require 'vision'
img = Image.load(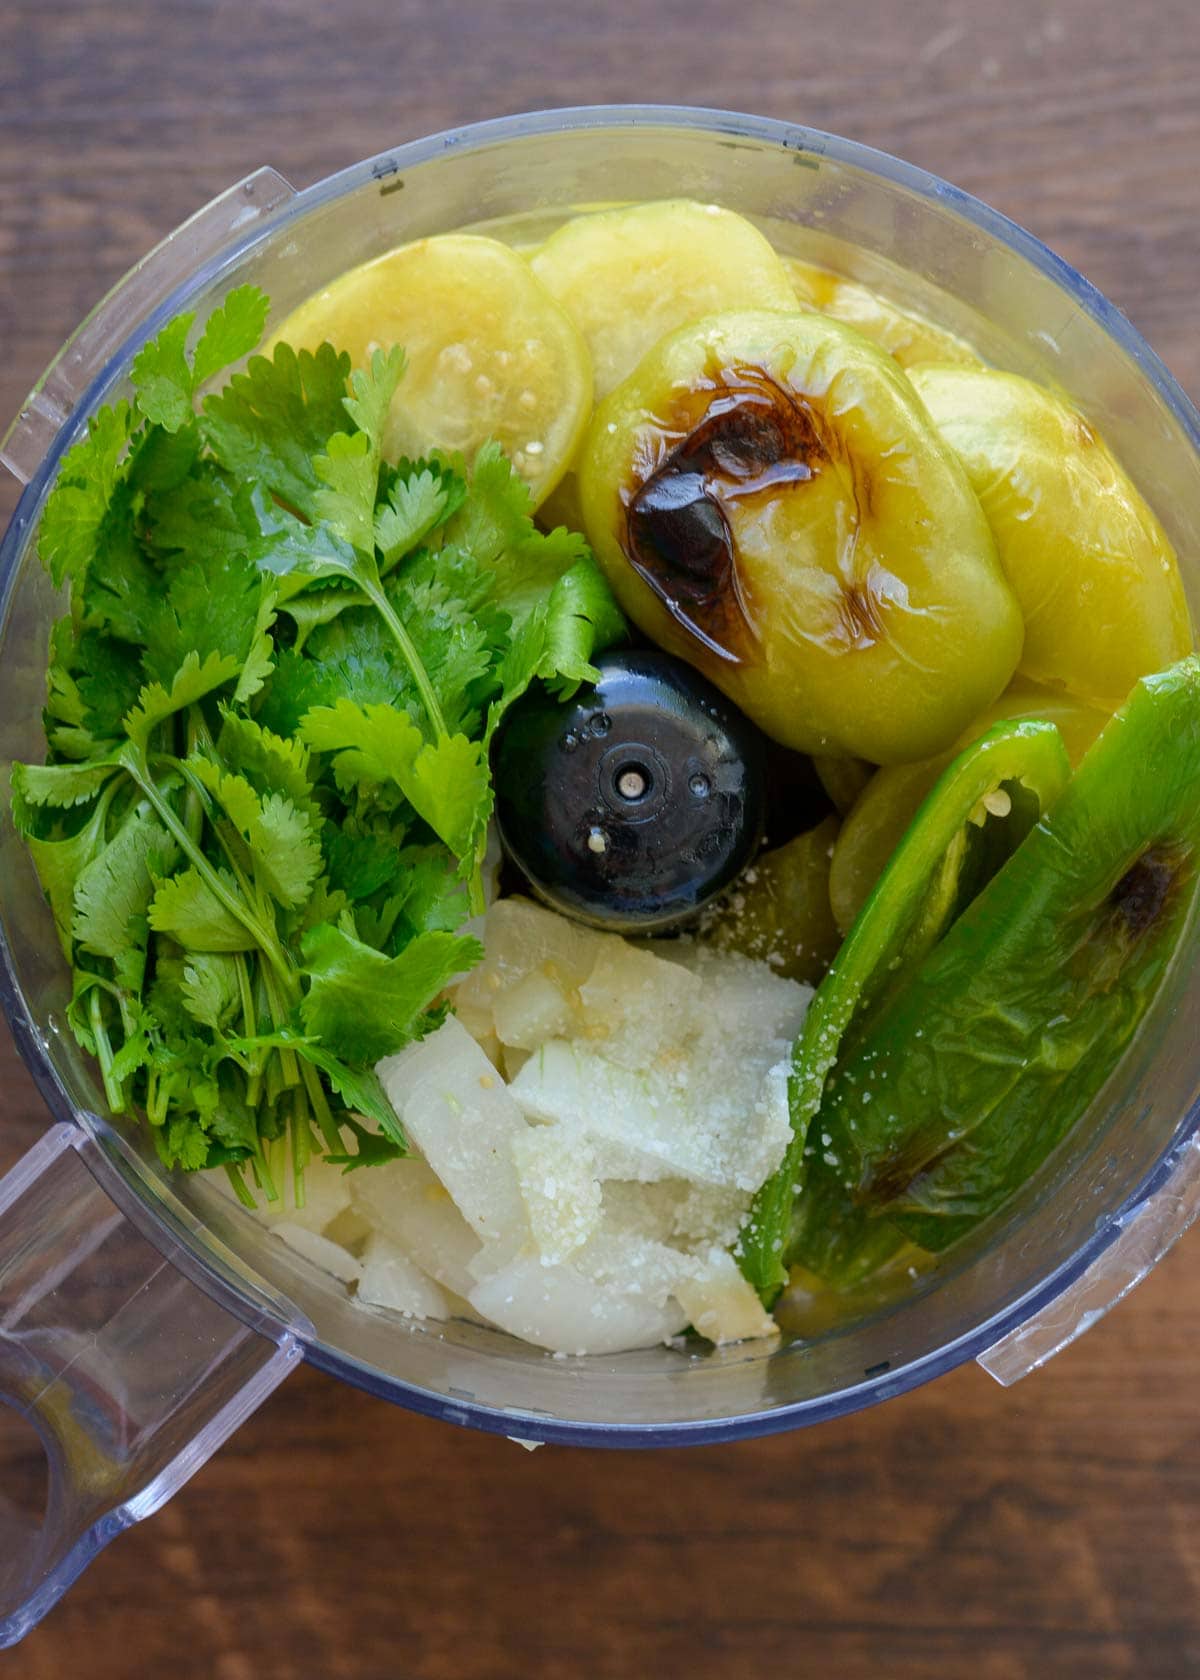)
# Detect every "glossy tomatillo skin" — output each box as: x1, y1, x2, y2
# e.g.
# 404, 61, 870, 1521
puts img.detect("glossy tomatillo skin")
911, 366, 1194, 709
783, 256, 983, 371
579, 311, 1024, 764
532, 200, 797, 400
